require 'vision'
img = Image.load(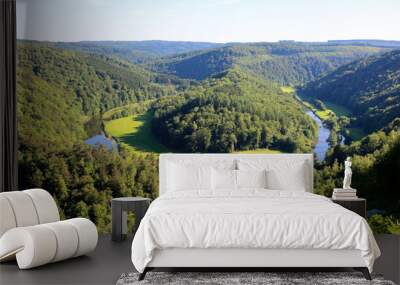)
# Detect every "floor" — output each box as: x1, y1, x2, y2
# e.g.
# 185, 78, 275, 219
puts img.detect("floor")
374, 234, 400, 284
1, 234, 399, 285
0, 235, 134, 285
